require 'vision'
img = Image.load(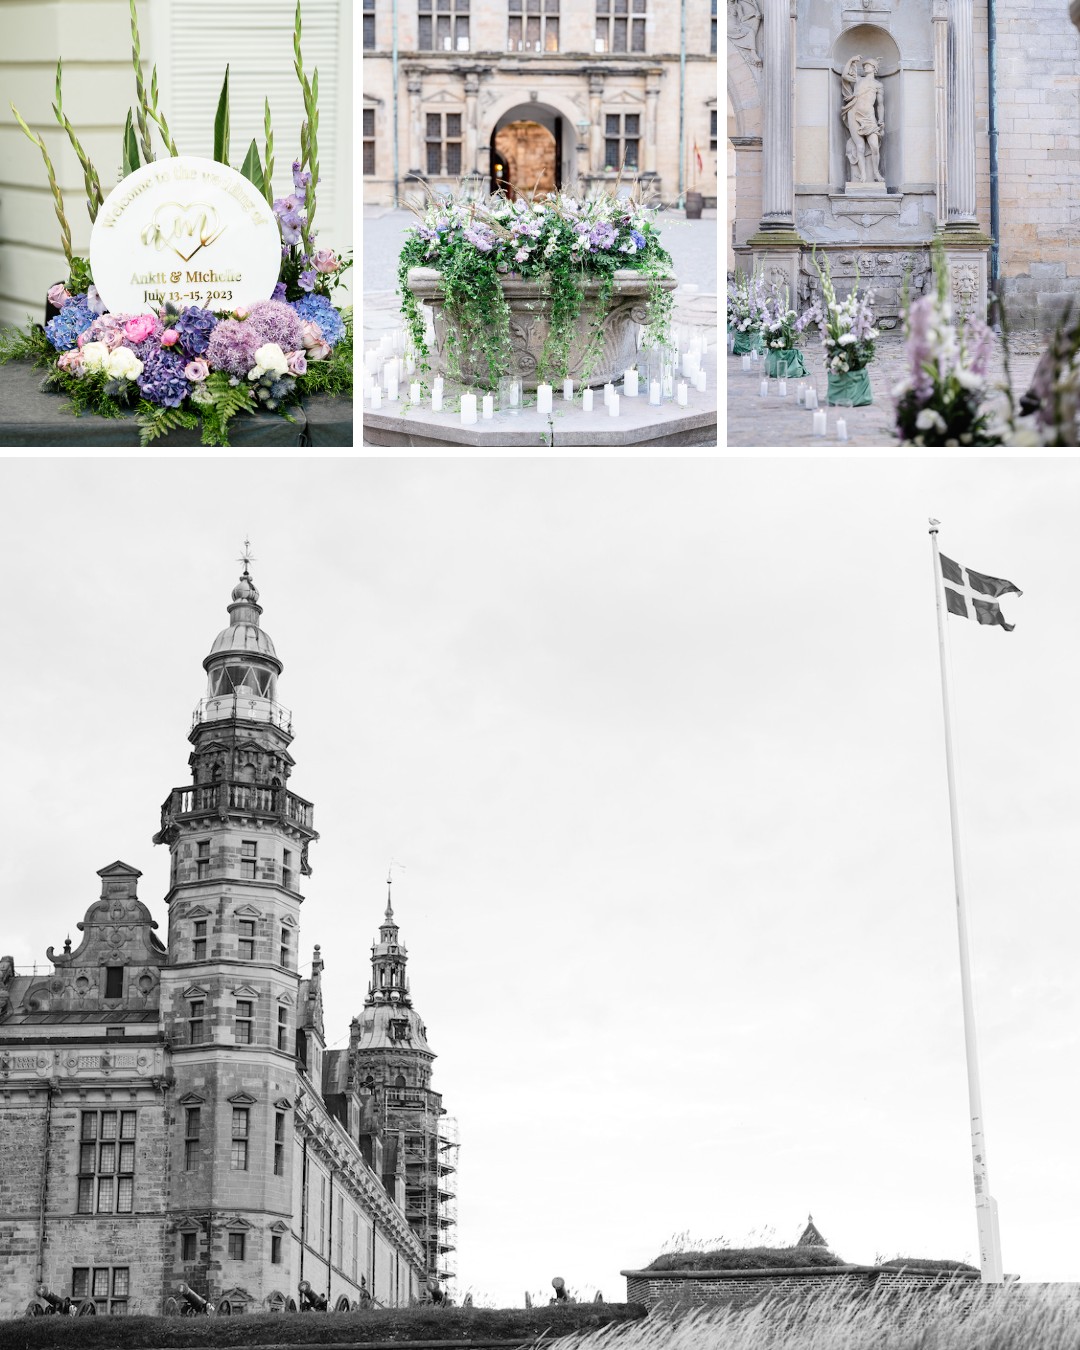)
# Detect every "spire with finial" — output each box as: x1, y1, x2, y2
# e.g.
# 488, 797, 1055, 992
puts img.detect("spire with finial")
367, 874, 410, 1006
